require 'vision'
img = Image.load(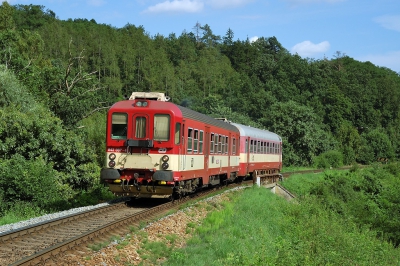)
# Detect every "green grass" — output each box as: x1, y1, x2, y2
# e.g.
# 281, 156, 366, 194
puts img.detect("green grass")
280, 171, 326, 197
281, 166, 316, 172
163, 186, 400, 266
0, 201, 46, 225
